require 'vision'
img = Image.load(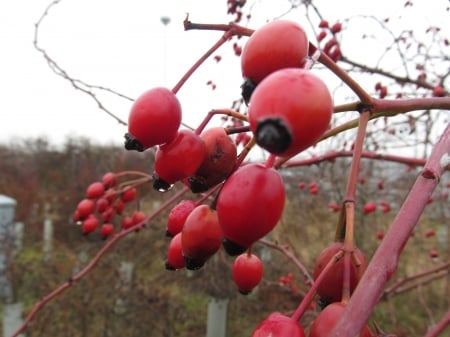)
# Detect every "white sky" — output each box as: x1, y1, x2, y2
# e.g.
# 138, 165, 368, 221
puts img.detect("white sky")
0, 0, 448, 147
